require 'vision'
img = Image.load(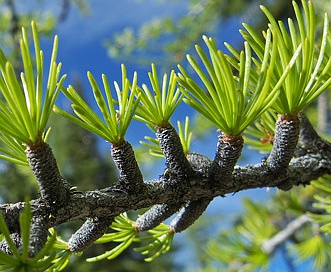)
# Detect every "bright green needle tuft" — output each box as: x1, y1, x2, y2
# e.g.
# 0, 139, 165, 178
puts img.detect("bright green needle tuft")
134, 63, 183, 128
178, 33, 289, 136
0, 21, 65, 165
258, 0, 331, 114
55, 64, 140, 146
